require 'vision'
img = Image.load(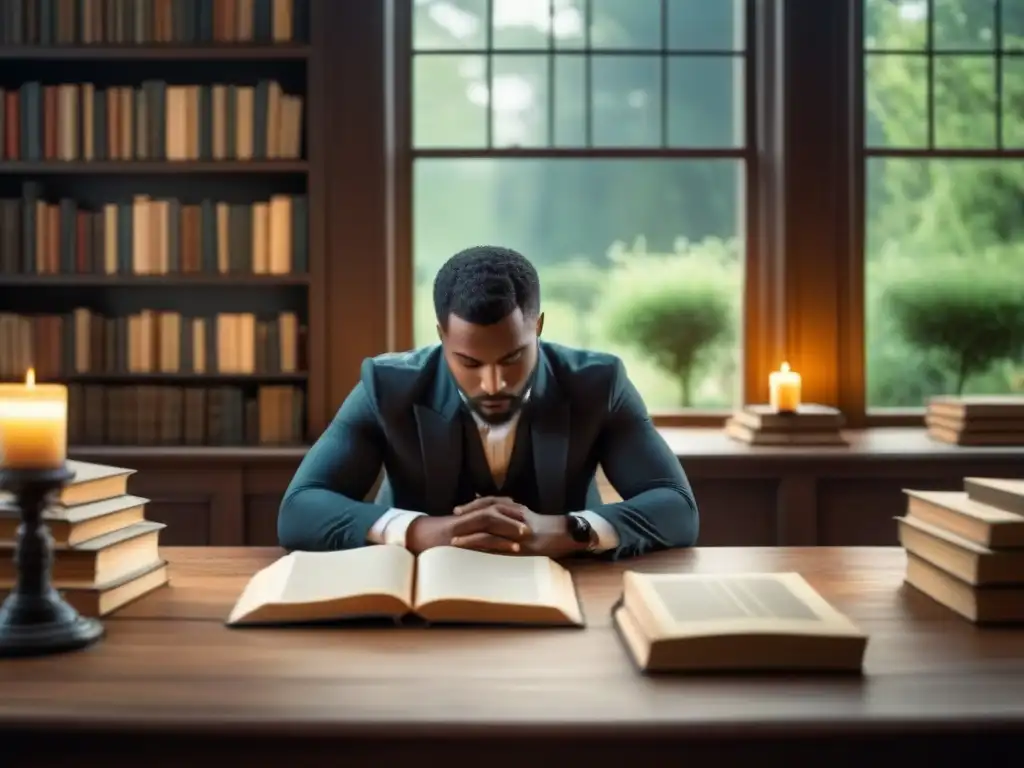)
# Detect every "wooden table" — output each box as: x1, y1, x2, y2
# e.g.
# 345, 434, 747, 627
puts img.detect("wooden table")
2, 547, 1022, 767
